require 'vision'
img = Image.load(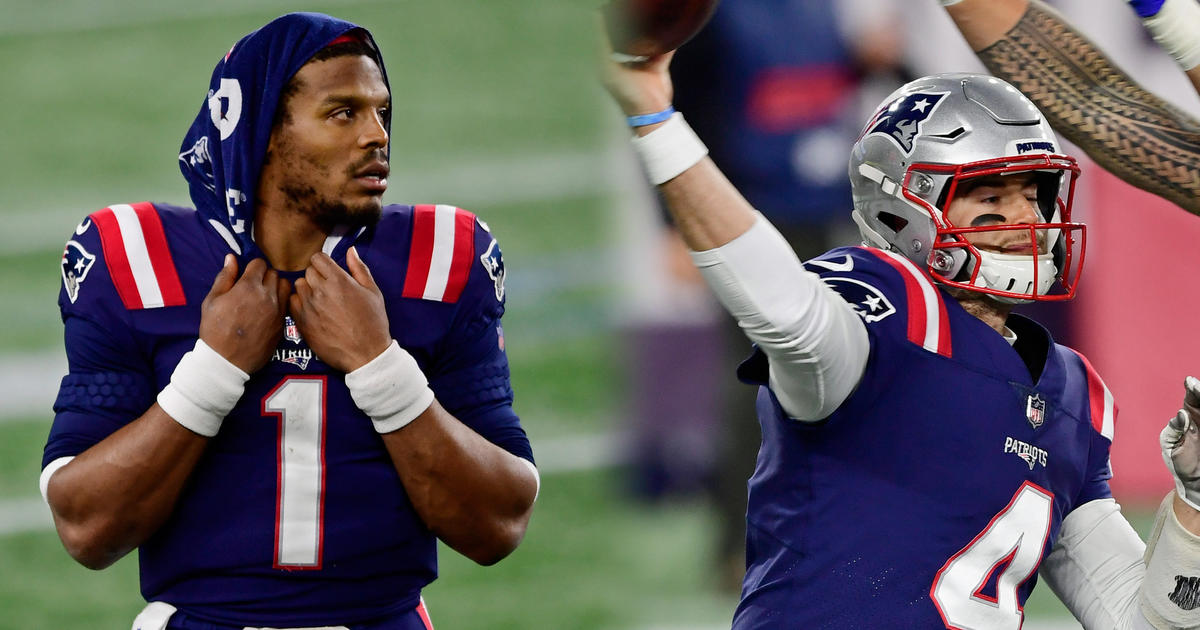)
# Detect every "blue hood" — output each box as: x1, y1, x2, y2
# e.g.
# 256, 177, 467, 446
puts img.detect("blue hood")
178, 12, 388, 258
